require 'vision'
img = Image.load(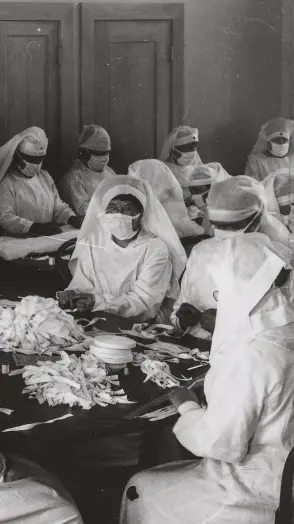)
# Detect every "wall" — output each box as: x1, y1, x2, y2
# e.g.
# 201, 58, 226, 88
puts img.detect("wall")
1, 0, 283, 174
